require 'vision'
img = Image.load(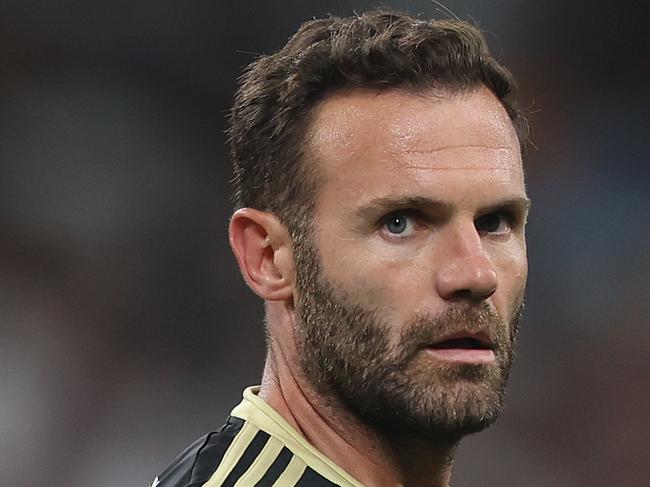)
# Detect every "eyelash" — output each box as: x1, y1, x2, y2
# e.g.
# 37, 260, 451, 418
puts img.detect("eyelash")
379, 210, 425, 238
475, 211, 518, 235
378, 209, 519, 239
